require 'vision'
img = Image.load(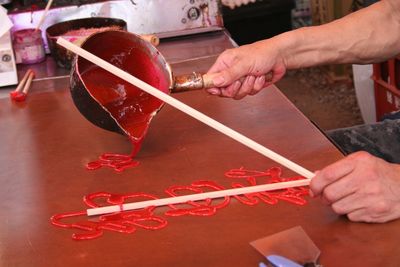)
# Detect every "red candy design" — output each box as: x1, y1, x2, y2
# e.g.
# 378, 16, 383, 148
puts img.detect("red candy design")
51, 167, 309, 240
